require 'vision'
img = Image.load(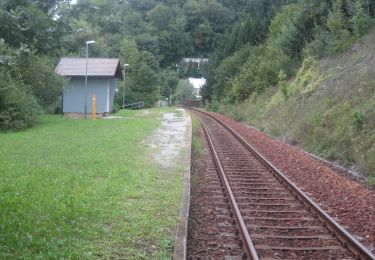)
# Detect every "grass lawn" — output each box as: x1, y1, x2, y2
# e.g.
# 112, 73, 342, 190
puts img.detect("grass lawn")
0, 108, 184, 259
